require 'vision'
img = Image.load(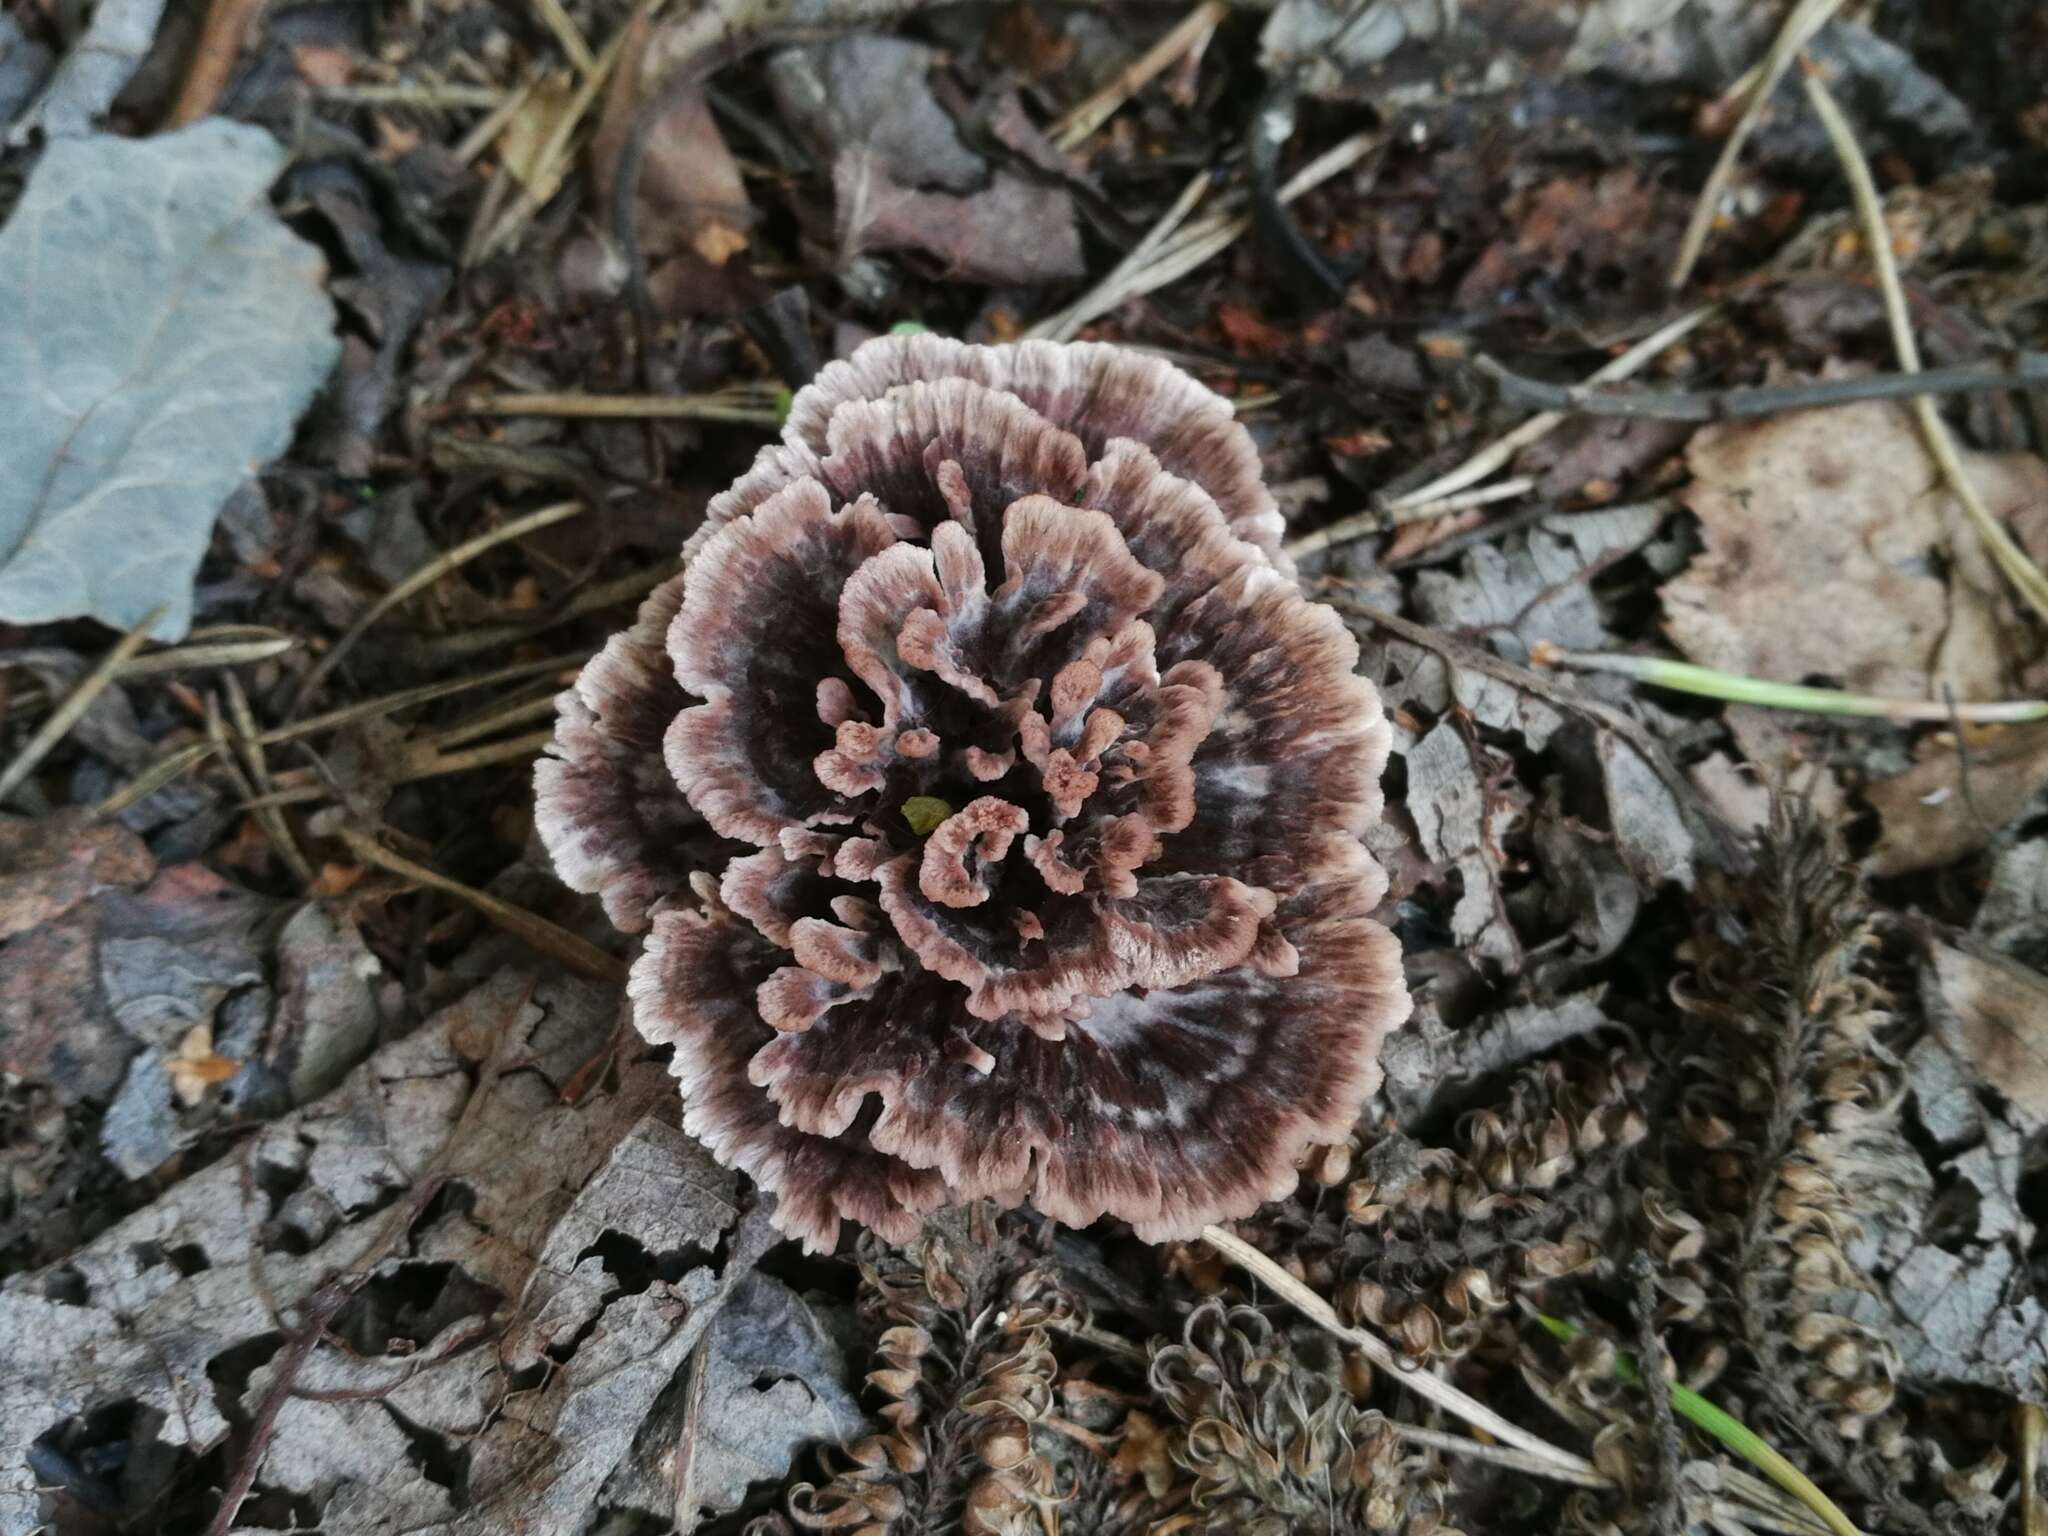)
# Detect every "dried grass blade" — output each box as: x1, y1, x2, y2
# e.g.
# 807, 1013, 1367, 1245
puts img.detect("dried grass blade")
1669, 0, 1847, 289
290, 502, 583, 717
0, 604, 165, 804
